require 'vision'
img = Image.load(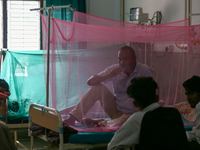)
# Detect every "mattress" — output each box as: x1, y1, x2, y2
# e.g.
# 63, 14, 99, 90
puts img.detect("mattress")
68, 115, 195, 144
